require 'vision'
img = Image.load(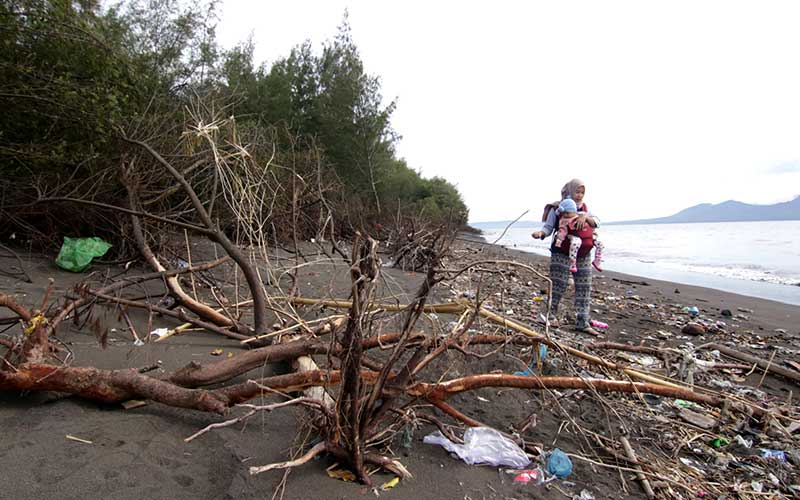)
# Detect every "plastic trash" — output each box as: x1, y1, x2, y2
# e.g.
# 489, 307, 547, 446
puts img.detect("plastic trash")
538, 313, 559, 327
380, 477, 400, 490
546, 448, 573, 478
513, 344, 549, 376
761, 449, 787, 462
149, 328, 169, 339
679, 457, 706, 474
423, 427, 530, 468
682, 306, 700, 316
590, 319, 609, 329
398, 426, 413, 450
708, 437, 729, 448
512, 467, 545, 484
55, 236, 112, 272
734, 435, 753, 448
